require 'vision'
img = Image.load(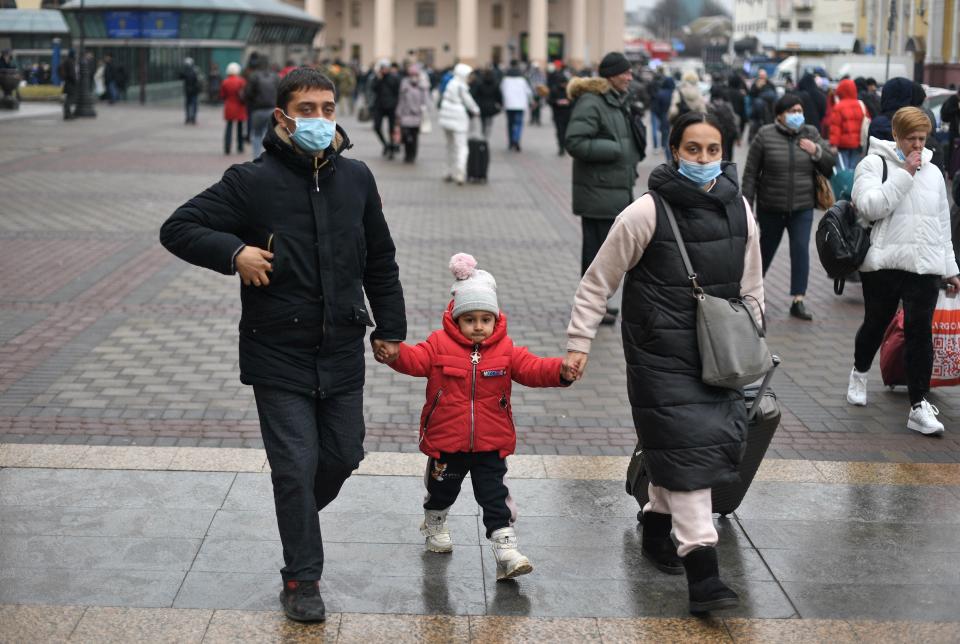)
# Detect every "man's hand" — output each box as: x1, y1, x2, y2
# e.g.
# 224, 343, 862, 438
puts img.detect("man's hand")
236, 246, 274, 287
798, 138, 818, 156
562, 351, 589, 381
372, 339, 400, 364
904, 150, 923, 176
